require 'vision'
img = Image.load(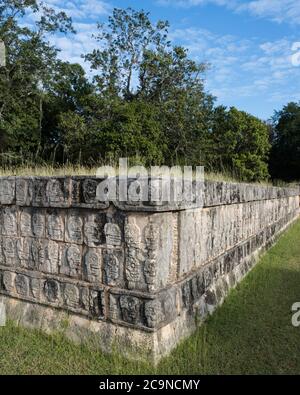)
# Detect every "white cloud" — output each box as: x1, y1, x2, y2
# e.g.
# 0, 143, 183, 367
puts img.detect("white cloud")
157, 0, 236, 7
42, 0, 111, 20
170, 26, 300, 115
23, 1, 111, 68
158, 0, 300, 25
20, 0, 300, 117
49, 22, 99, 68
239, 0, 300, 24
